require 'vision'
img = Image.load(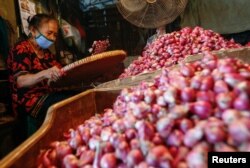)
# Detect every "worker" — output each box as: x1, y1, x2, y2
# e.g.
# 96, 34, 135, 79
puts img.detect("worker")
146, 26, 166, 45
7, 14, 76, 141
